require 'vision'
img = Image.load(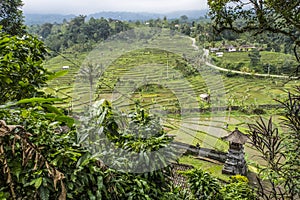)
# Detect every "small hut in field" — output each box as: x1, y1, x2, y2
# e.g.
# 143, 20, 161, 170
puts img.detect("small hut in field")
199, 93, 210, 103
